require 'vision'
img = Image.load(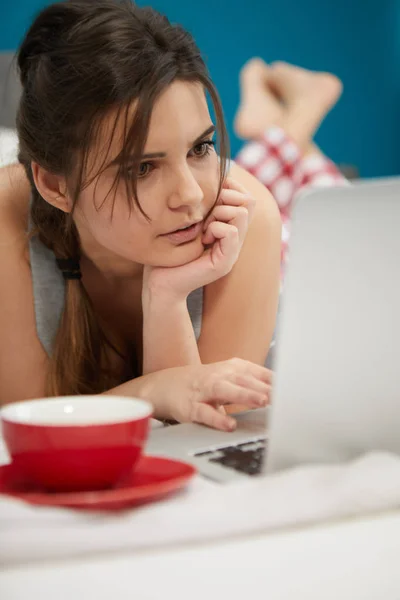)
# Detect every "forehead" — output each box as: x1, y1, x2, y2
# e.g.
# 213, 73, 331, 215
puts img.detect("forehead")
100, 81, 211, 154
145, 80, 211, 148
